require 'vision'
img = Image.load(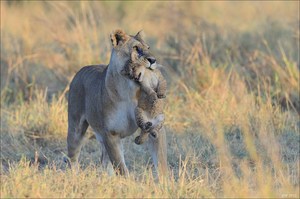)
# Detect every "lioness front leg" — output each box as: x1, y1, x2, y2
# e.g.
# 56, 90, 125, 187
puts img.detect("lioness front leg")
94, 133, 114, 175
103, 132, 128, 176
